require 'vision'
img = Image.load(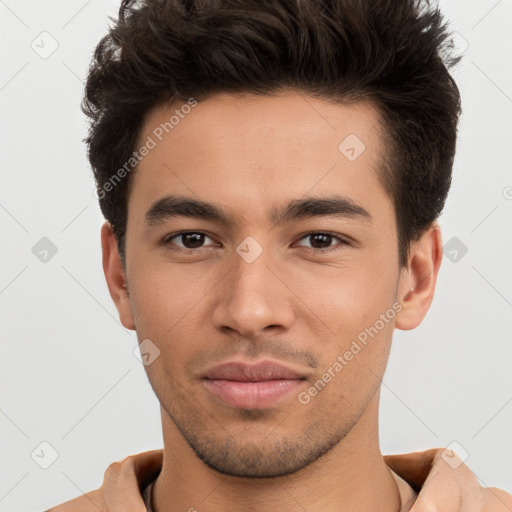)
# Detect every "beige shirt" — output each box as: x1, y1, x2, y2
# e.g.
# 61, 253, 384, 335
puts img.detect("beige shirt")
47, 448, 512, 511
